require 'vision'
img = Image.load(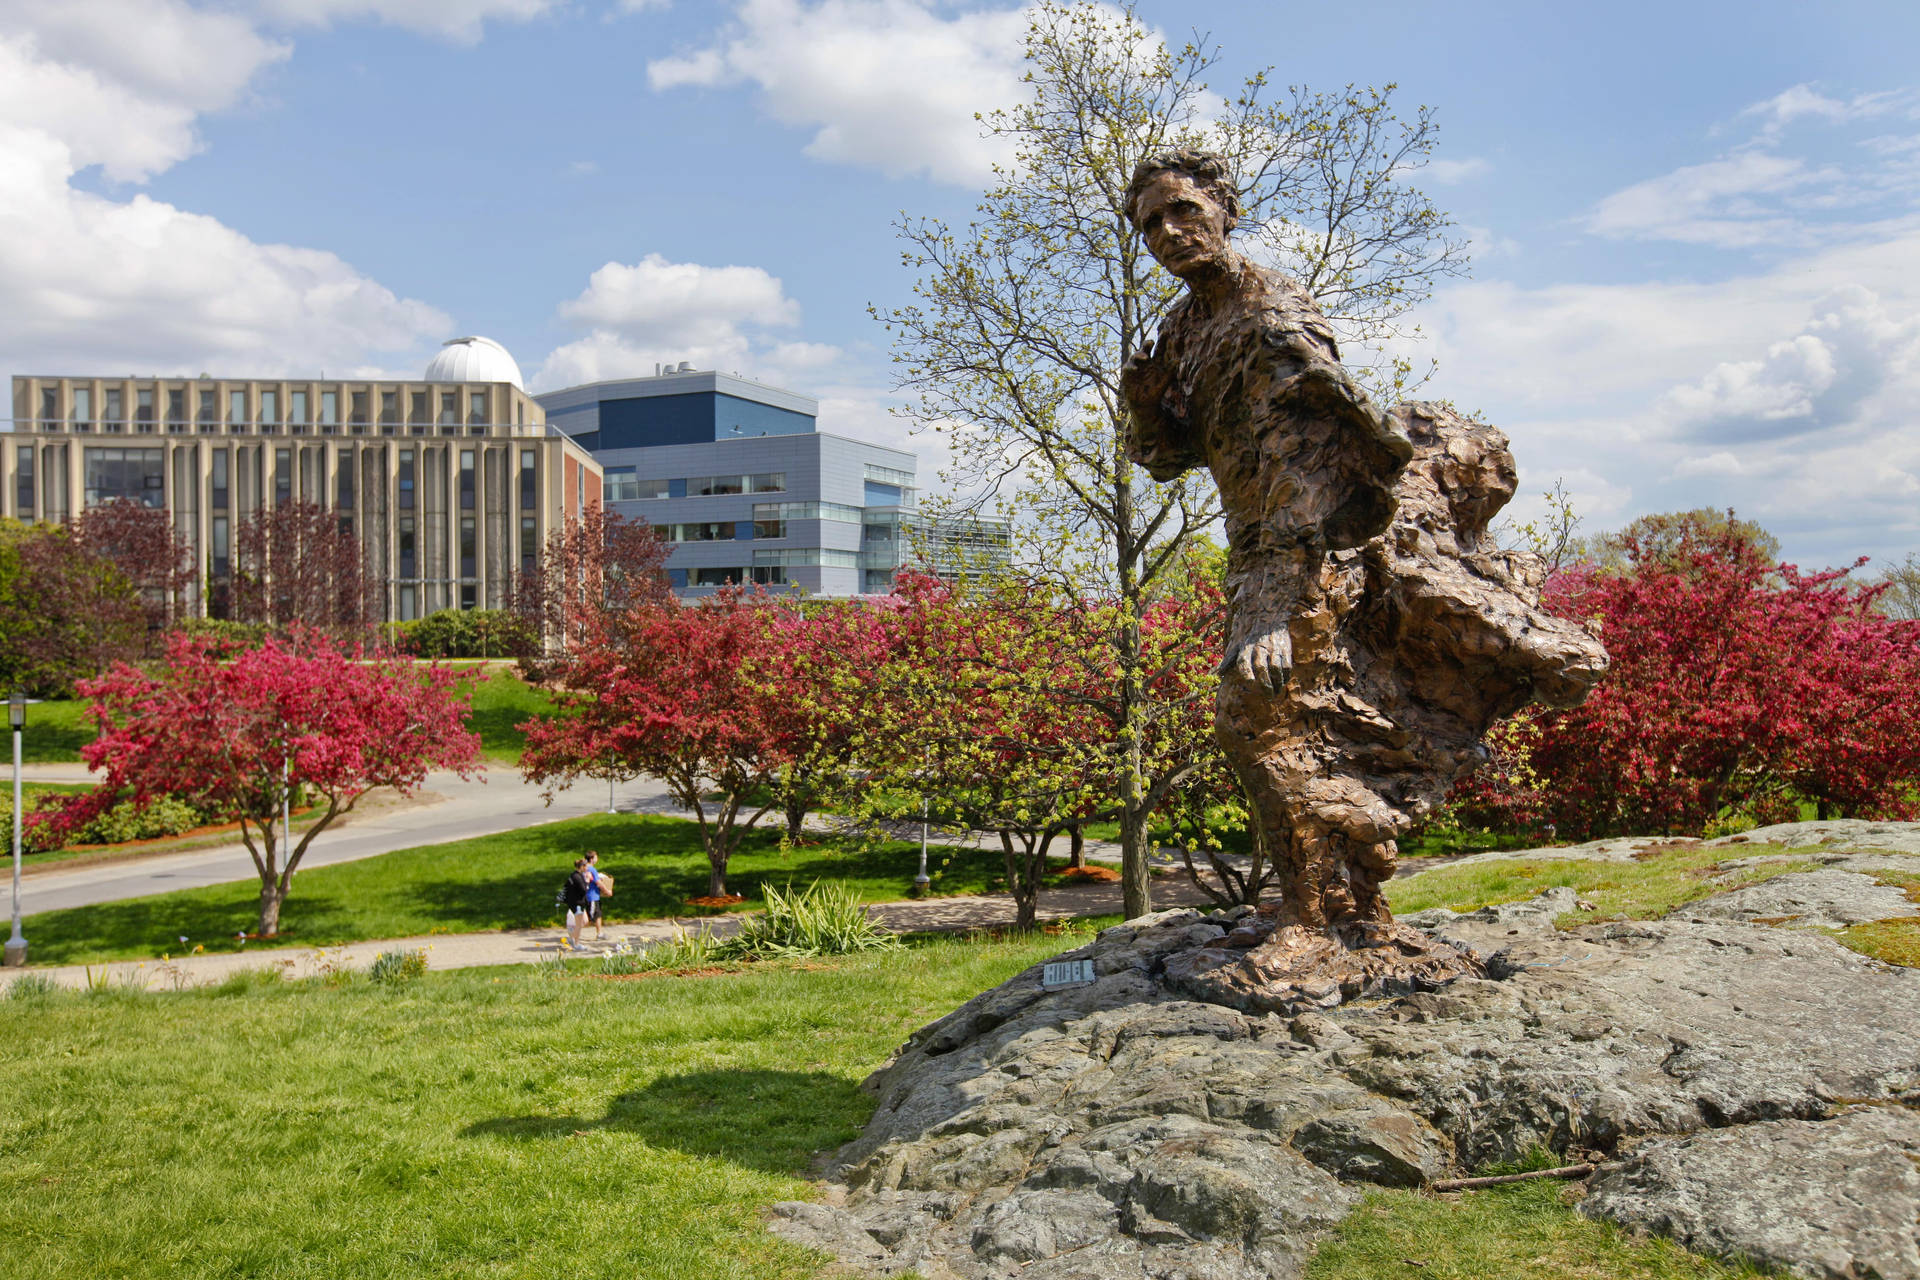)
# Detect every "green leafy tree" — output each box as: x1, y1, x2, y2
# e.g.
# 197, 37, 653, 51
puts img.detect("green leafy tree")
1589, 509, 1781, 575
879, 0, 1466, 915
